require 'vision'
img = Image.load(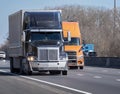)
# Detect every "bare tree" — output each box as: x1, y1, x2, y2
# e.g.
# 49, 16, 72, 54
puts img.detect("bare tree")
1, 5, 120, 57
49, 5, 120, 57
